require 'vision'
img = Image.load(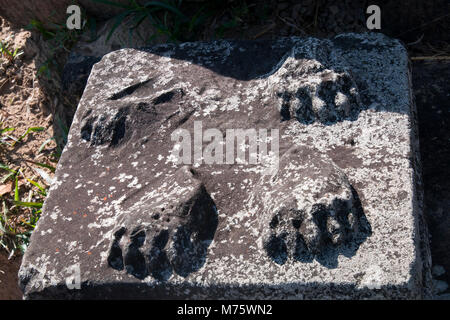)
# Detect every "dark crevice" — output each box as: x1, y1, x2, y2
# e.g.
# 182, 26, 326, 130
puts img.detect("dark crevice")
108, 79, 153, 101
